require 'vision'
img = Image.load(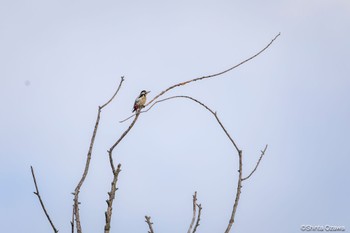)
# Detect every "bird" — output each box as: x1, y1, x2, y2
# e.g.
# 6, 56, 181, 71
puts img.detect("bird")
132, 90, 150, 112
